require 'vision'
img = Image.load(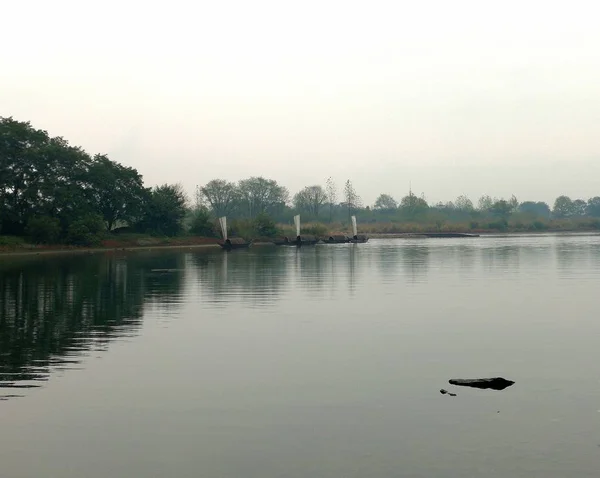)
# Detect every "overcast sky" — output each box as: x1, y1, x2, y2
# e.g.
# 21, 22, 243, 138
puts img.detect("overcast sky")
2, 0, 599, 206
